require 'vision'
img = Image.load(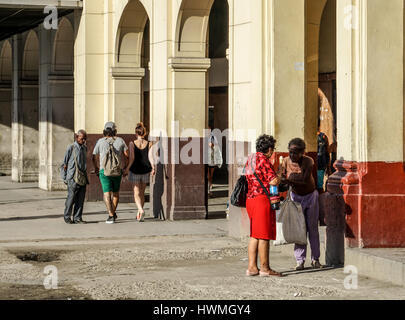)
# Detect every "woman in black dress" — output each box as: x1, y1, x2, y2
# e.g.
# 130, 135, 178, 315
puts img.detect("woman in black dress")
124, 123, 155, 221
